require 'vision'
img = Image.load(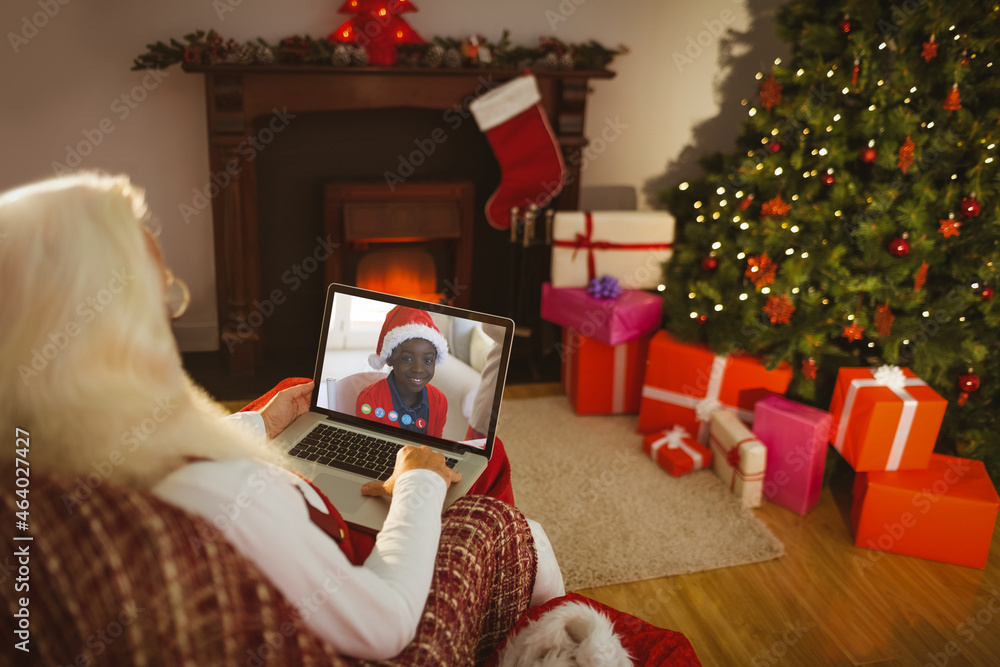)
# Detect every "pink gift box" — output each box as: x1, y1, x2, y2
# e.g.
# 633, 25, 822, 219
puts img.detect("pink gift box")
753, 395, 832, 515
541, 282, 662, 346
